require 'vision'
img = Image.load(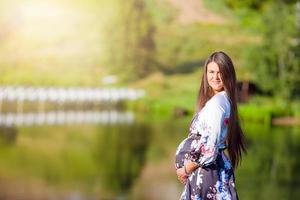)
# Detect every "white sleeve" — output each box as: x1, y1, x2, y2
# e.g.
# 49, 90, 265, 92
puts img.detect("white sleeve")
190, 98, 226, 167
